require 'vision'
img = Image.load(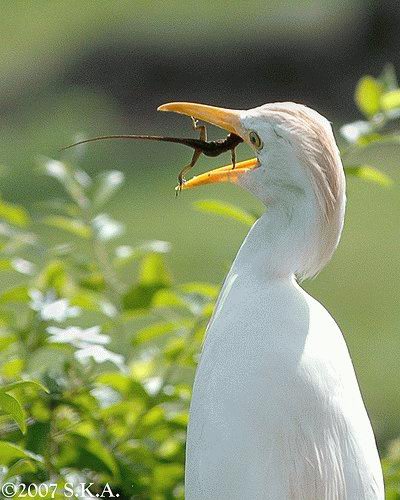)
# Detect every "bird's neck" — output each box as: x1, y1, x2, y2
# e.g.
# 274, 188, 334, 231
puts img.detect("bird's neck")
232, 194, 344, 281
